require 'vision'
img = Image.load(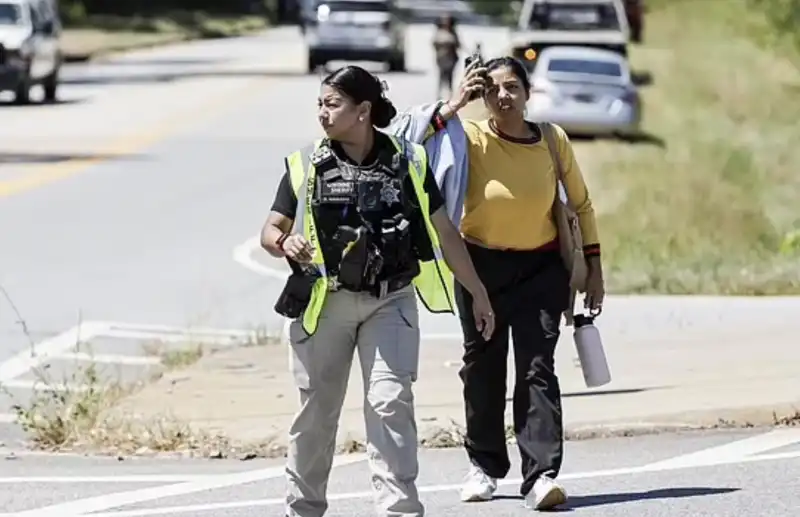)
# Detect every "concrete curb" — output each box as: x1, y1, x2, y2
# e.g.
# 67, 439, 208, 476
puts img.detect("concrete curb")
562, 402, 800, 441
